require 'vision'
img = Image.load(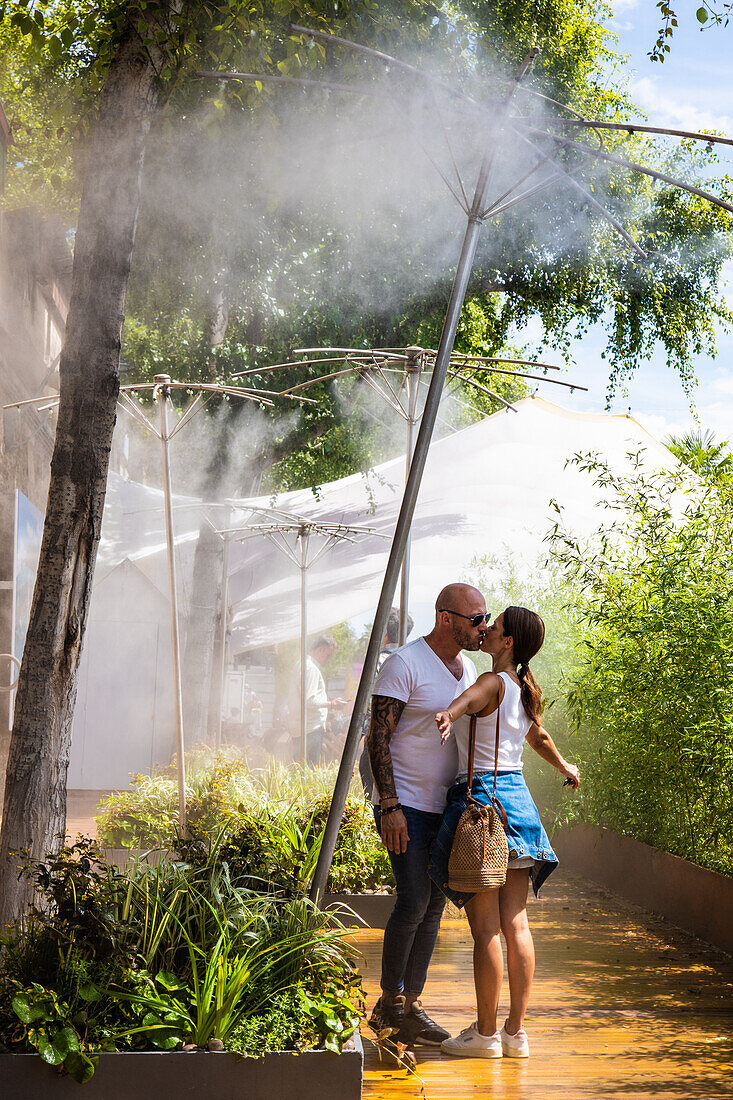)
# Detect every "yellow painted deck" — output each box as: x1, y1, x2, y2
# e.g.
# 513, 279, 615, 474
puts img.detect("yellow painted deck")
354, 873, 733, 1100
